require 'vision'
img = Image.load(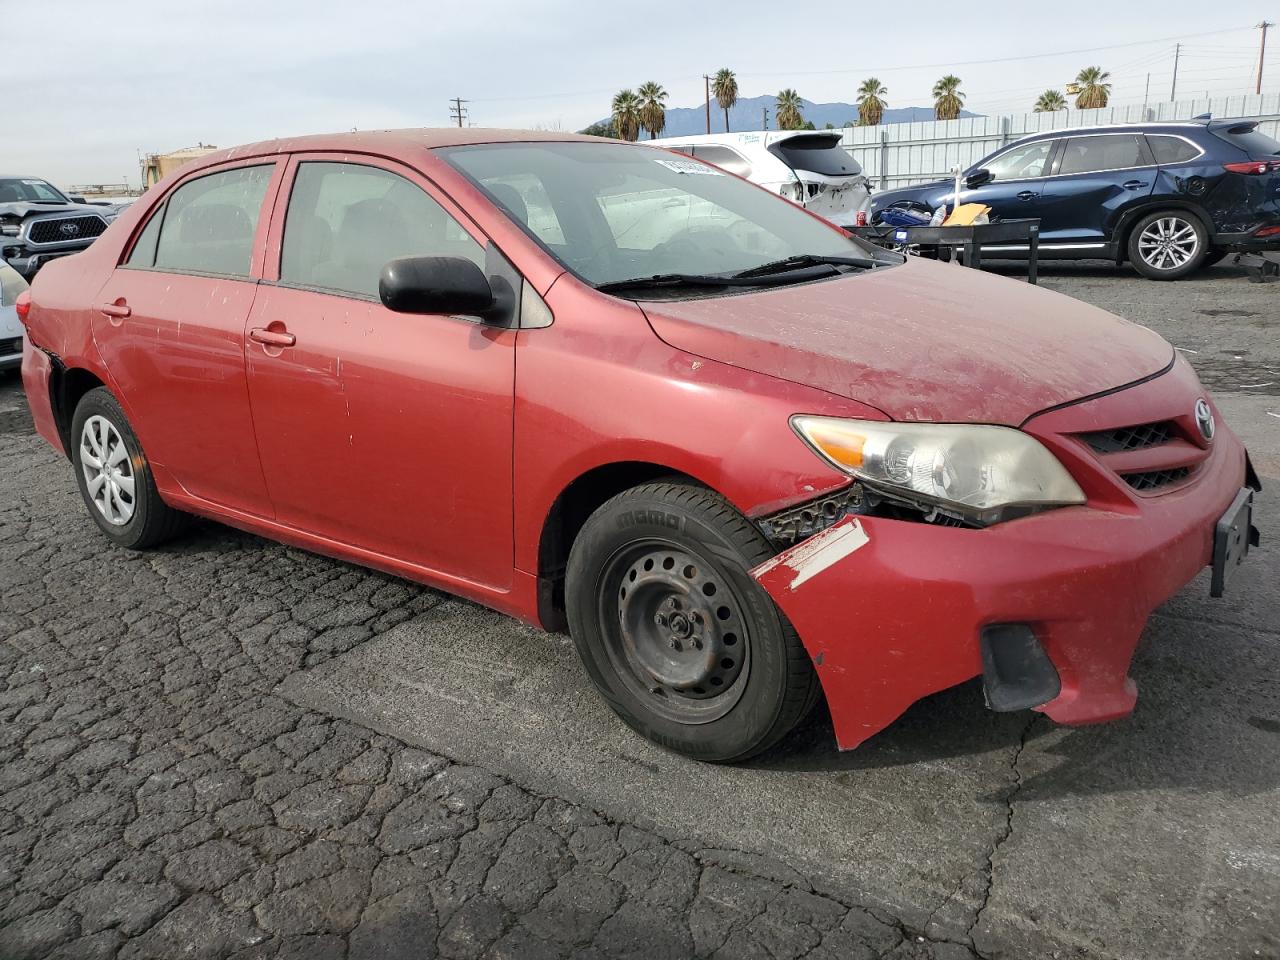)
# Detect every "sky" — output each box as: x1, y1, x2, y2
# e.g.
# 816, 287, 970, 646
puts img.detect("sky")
8, 0, 1279, 186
